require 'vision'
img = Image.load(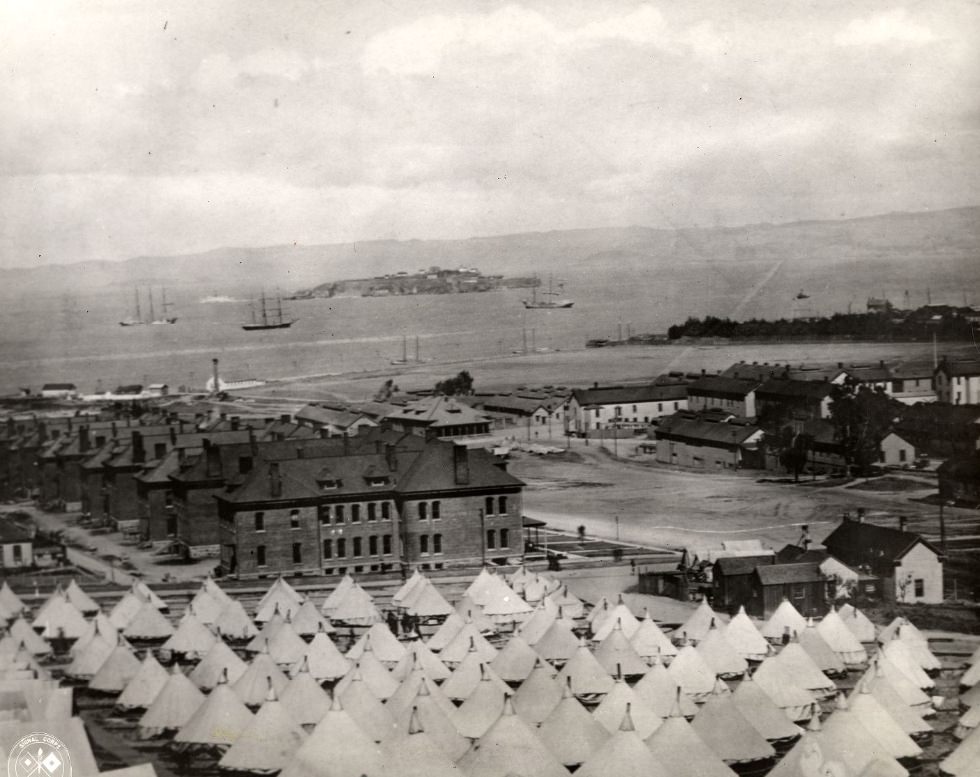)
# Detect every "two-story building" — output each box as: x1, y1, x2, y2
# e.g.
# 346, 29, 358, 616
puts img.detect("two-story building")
214, 436, 524, 579
567, 383, 688, 436
755, 378, 835, 427
686, 376, 761, 419
383, 396, 493, 439
654, 412, 764, 470
935, 358, 980, 405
